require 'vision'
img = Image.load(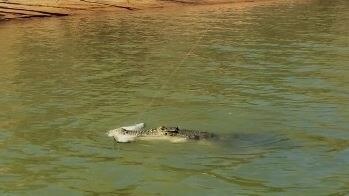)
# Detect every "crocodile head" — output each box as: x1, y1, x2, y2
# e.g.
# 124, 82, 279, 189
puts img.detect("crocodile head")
154, 126, 180, 136
137, 126, 187, 142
